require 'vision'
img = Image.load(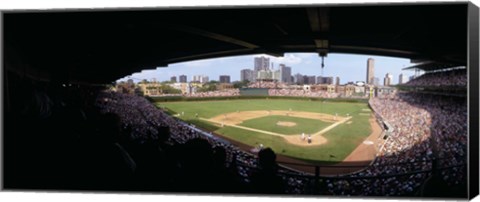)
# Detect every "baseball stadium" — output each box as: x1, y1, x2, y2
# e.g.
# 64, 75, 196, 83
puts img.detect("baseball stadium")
3, 3, 477, 200
154, 93, 382, 175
